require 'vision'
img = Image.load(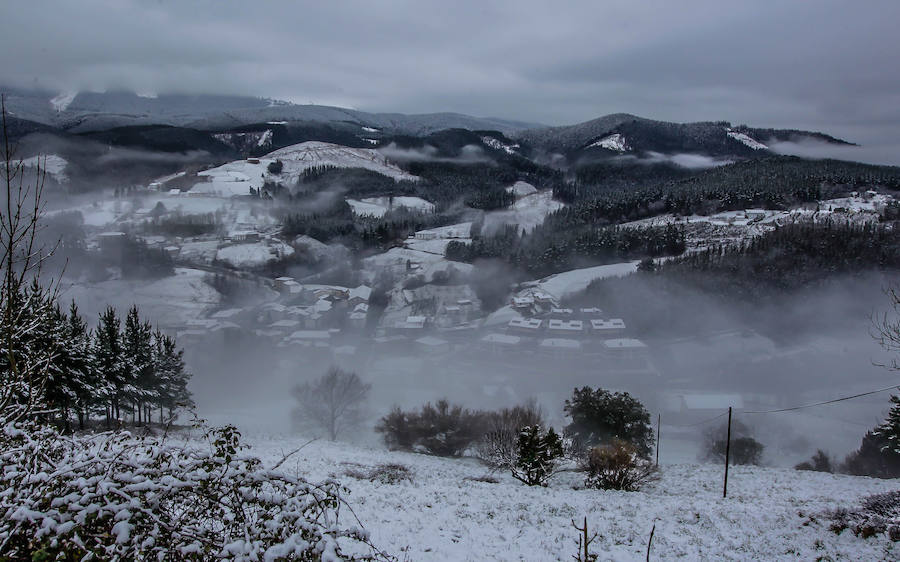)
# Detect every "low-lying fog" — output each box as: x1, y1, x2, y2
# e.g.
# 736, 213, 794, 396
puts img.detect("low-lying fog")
123, 271, 900, 469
